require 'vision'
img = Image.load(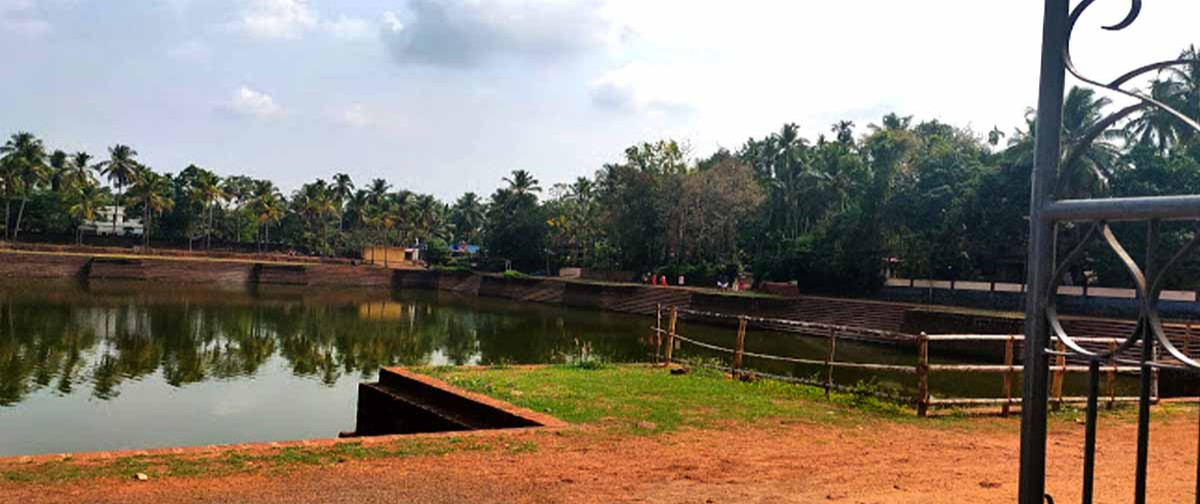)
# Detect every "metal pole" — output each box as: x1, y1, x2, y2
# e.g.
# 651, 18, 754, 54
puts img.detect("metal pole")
1082, 358, 1100, 504
1018, 2, 1068, 502
1134, 220, 1160, 504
